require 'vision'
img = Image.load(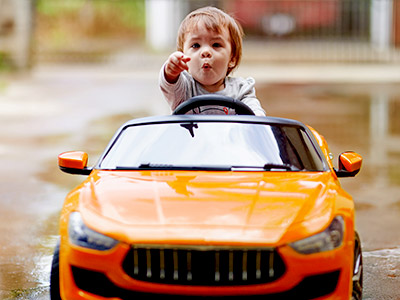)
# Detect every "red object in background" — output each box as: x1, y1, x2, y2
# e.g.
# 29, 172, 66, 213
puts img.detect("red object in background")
226, 0, 340, 36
